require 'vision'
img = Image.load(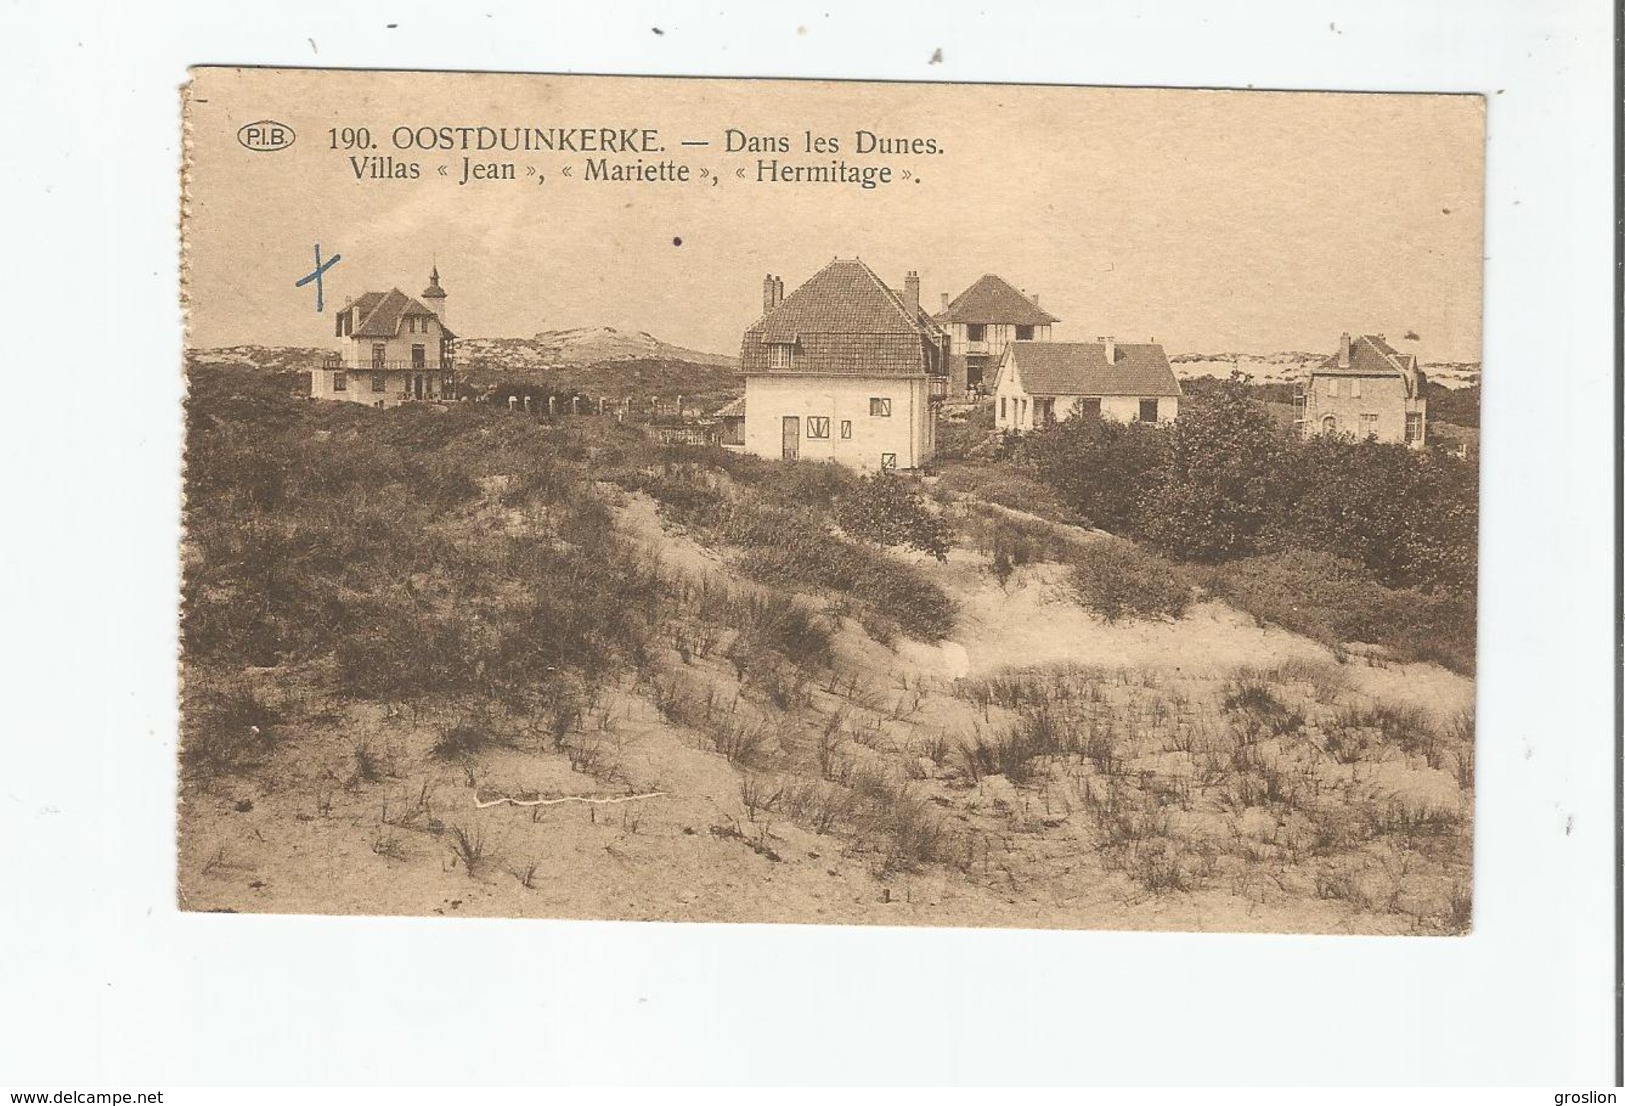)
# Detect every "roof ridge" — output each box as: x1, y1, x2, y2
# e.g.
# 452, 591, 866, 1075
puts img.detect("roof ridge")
852, 259, 925, 331
937, 272, 1058, 325
1361, 334, 1409, 375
